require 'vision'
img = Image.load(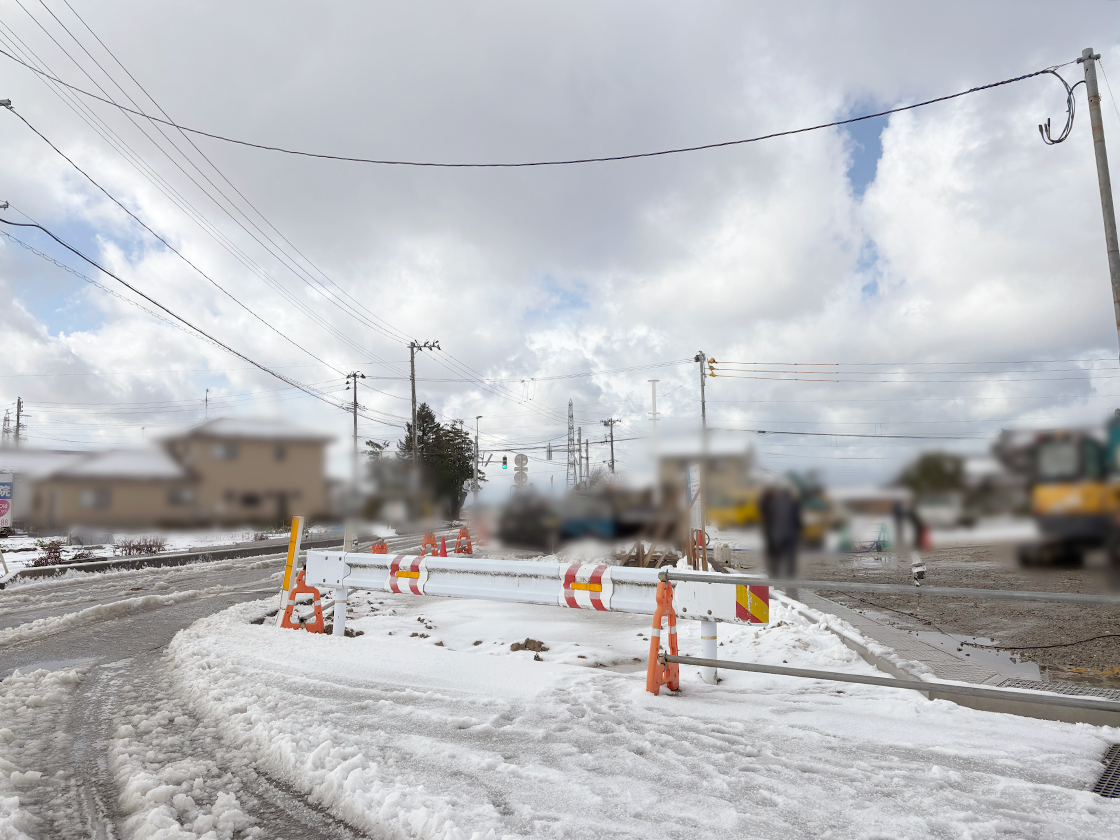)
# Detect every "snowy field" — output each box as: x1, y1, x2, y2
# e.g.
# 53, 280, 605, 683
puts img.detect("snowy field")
19, 587, 1106, 838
